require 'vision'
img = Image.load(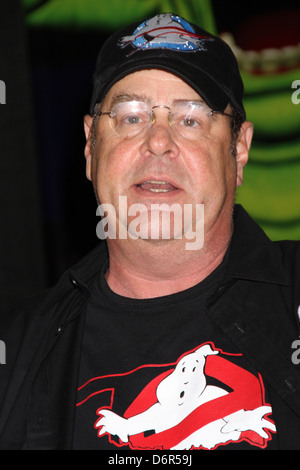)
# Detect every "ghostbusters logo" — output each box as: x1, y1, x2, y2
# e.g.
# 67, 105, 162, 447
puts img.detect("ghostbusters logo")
77, 343, 276, 450
118, 13, 213, 55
